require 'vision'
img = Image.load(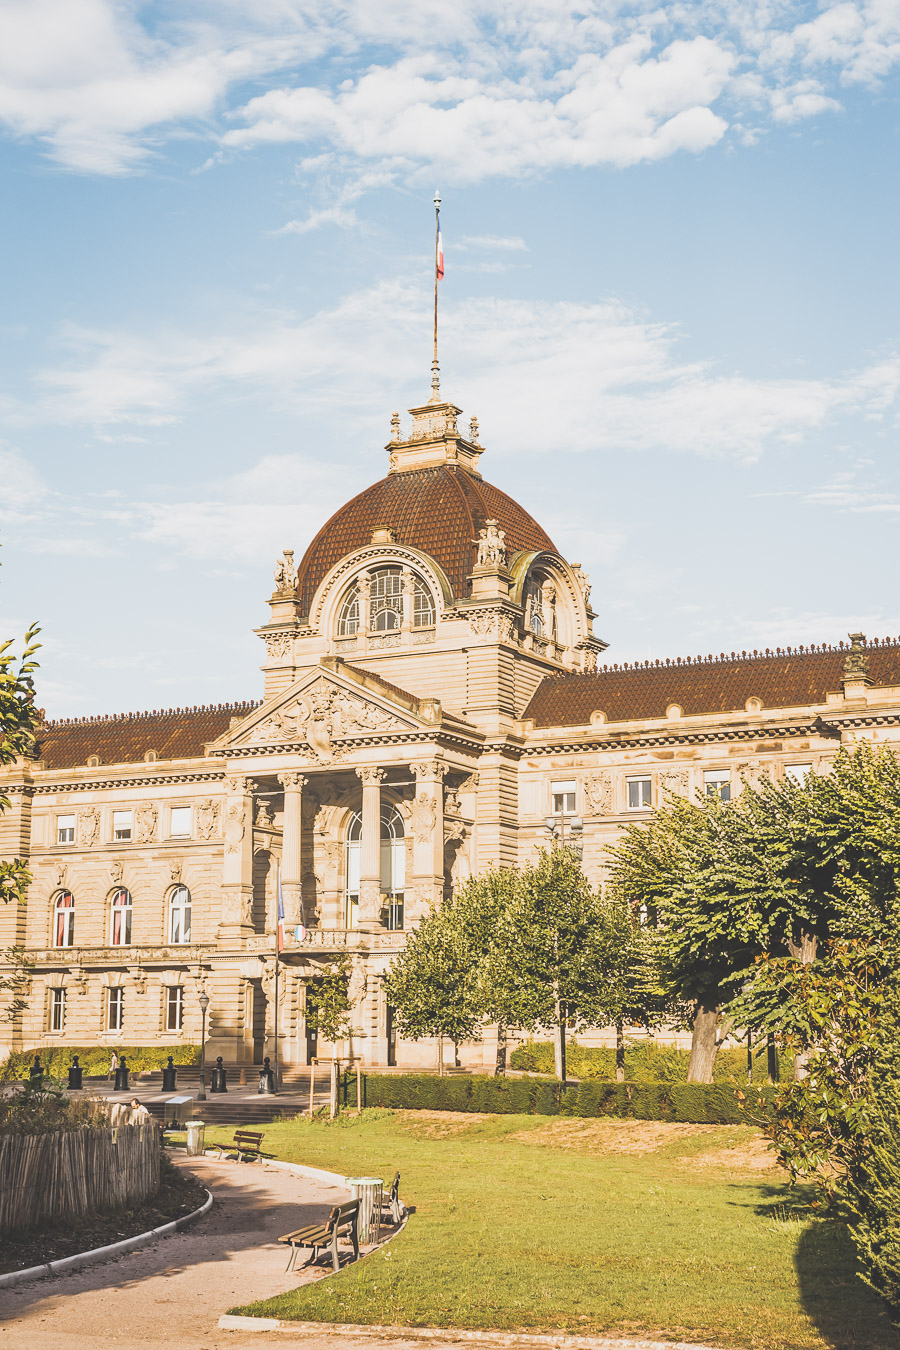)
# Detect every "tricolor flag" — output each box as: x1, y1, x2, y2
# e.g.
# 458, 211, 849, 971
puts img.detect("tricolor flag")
436, 216, 444, 281
277, 868, 285, 953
